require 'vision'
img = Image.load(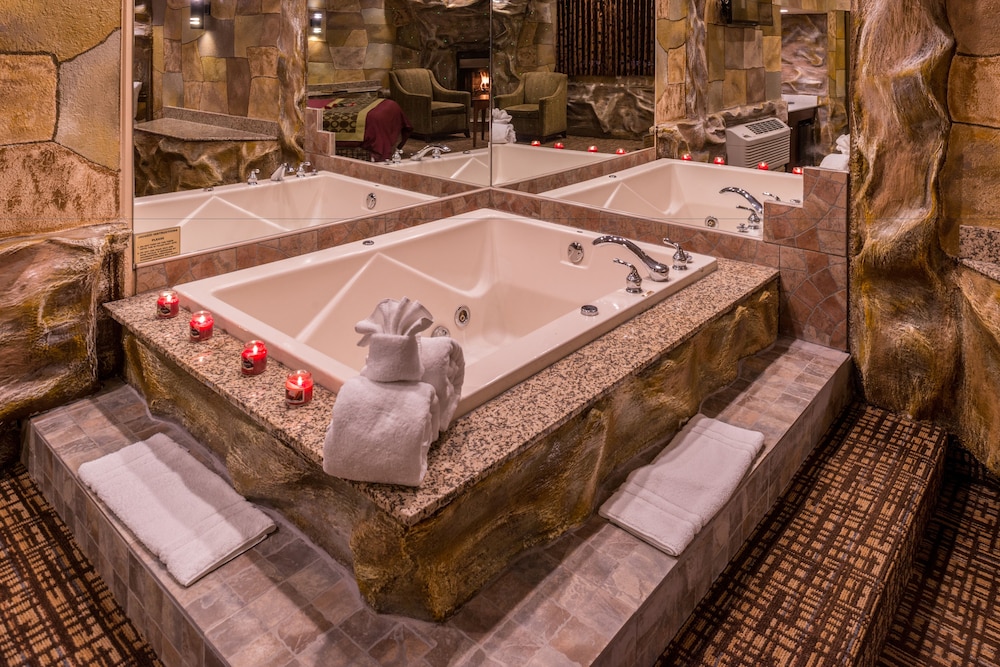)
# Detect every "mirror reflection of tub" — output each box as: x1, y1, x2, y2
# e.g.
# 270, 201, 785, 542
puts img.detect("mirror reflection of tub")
386, 143, 621, 187
173, 208, 717, 416
543, 159, 805, 236
132, 171, 437, 261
